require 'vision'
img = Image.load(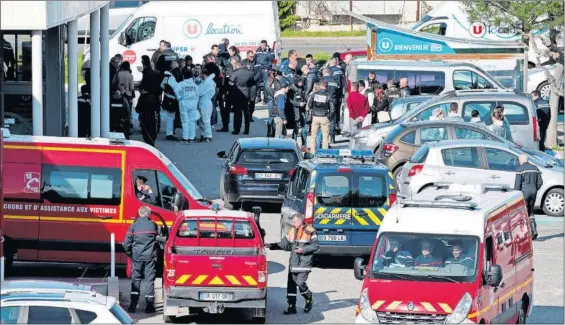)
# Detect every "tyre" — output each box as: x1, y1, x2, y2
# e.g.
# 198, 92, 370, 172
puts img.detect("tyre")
542, 188, 564, 217
537, 81, 551, 100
